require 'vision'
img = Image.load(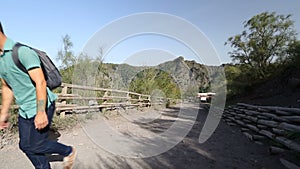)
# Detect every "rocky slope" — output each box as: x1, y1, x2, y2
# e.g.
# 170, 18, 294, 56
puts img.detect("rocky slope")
97, 56, 212, 97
